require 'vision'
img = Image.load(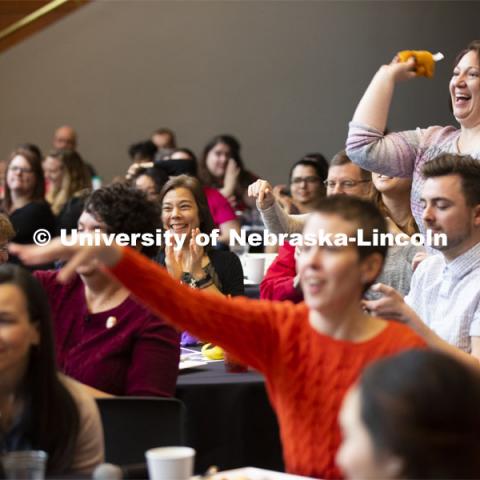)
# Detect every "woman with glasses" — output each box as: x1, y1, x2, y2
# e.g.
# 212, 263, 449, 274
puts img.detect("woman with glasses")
274, 154, 328, 215
3, 145, 55, 268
